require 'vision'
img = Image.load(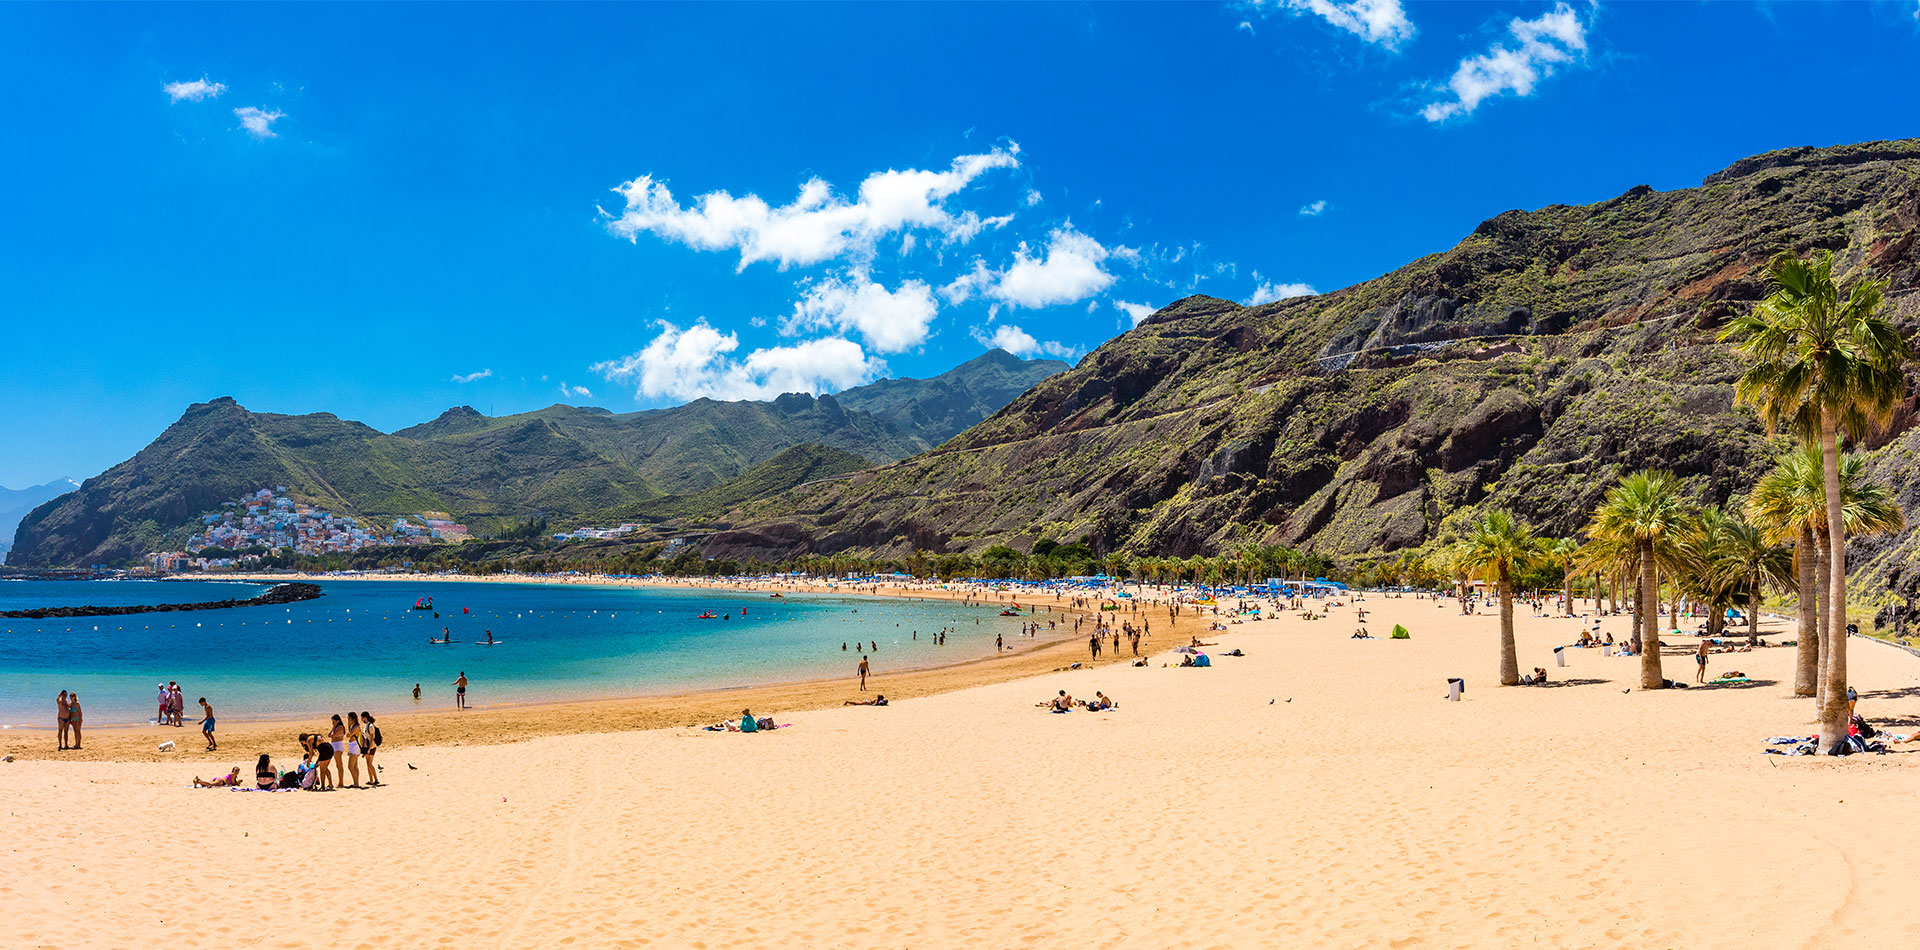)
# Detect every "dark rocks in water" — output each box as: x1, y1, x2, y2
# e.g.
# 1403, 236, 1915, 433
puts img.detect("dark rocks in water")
0, 582, 322, 619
